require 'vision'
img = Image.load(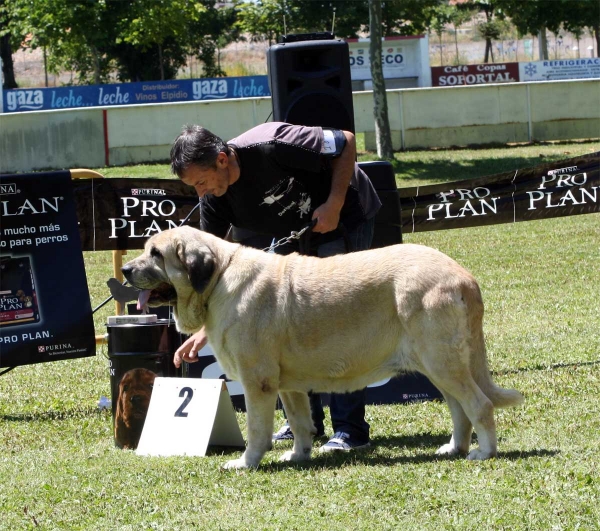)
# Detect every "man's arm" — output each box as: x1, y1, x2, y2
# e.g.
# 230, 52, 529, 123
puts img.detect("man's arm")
312, 130, 356, 233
